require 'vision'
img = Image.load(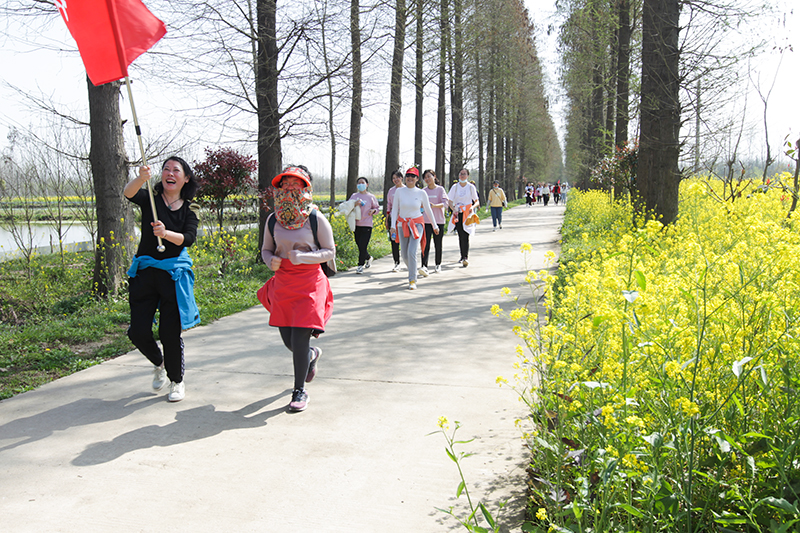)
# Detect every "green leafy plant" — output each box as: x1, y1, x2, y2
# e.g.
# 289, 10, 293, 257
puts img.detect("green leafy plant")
432, 417, 507, 533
